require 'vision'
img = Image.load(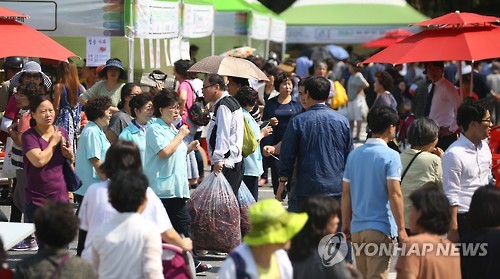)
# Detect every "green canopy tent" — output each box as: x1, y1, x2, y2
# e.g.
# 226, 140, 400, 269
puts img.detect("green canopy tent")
281, 0, 428, 44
